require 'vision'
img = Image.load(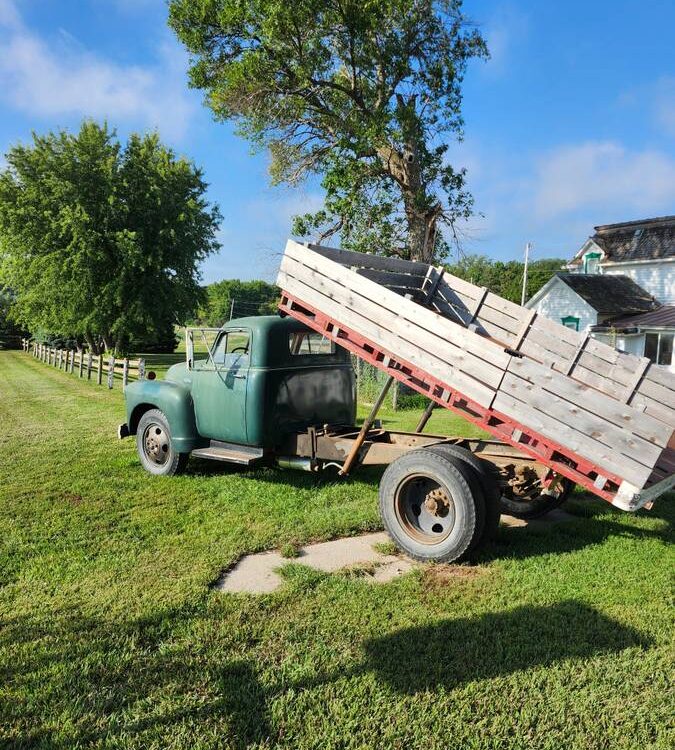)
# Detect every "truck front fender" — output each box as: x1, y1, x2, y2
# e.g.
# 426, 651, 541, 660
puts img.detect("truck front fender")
124, 379, 202, 453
